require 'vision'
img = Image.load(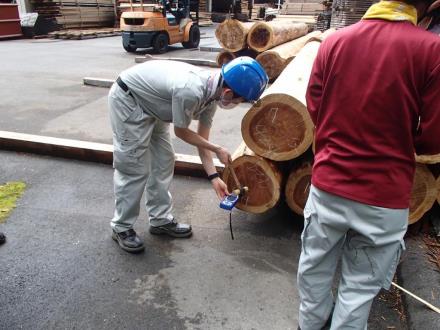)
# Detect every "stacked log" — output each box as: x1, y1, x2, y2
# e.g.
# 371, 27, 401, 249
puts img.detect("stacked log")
437, 176, 440, 205
216, 20, 439, 225
409, 164, 438, 224
285, 162, 312, 215
222, 143, 283, 214
247, 21, 309, 53
215, 19, 255, 52
215, 19, 310, 81
256, 30, 321, 81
